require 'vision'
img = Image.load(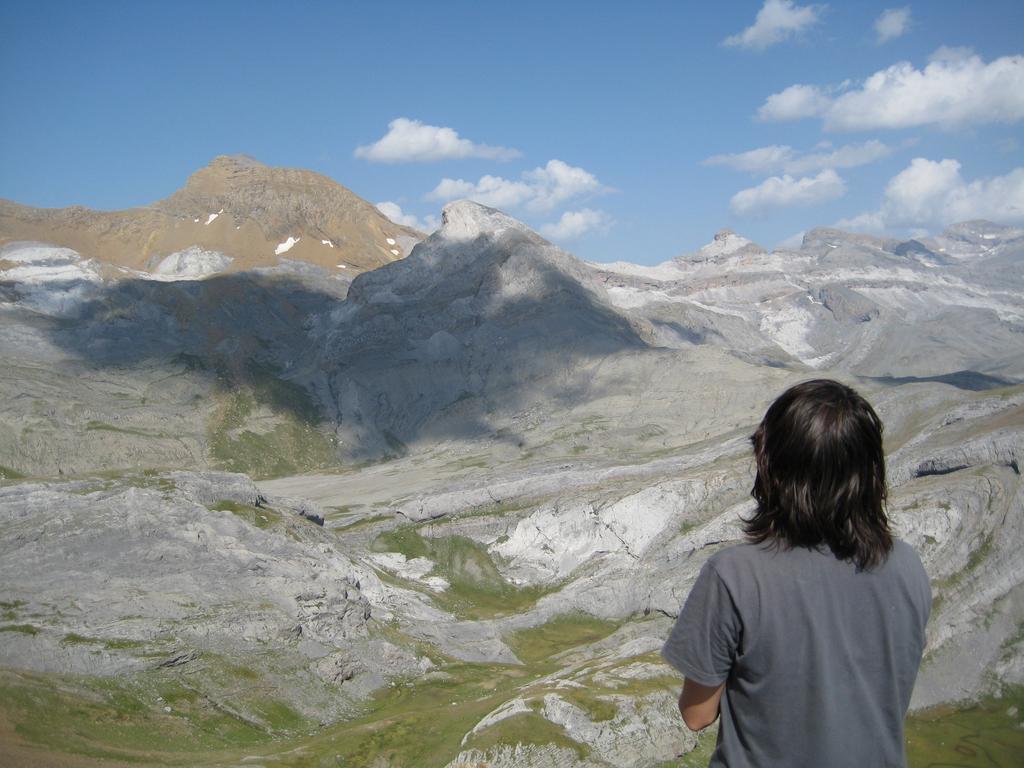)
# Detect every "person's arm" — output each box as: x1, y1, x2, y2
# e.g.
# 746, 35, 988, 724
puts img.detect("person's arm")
661, 560, 740, 730
678, 678, 726, 731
